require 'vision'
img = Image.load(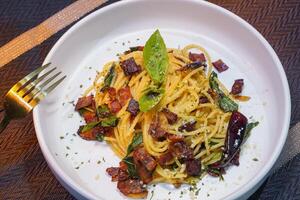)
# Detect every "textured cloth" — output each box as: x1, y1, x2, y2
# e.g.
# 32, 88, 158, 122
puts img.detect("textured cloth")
0, 0, 299, 199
